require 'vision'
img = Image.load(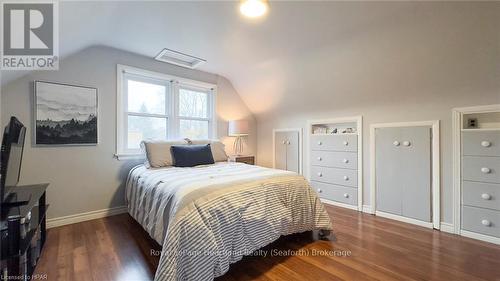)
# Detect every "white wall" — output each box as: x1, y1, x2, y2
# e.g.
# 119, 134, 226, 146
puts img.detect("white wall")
0, 45, 256, 219
254, 3, 500, 224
